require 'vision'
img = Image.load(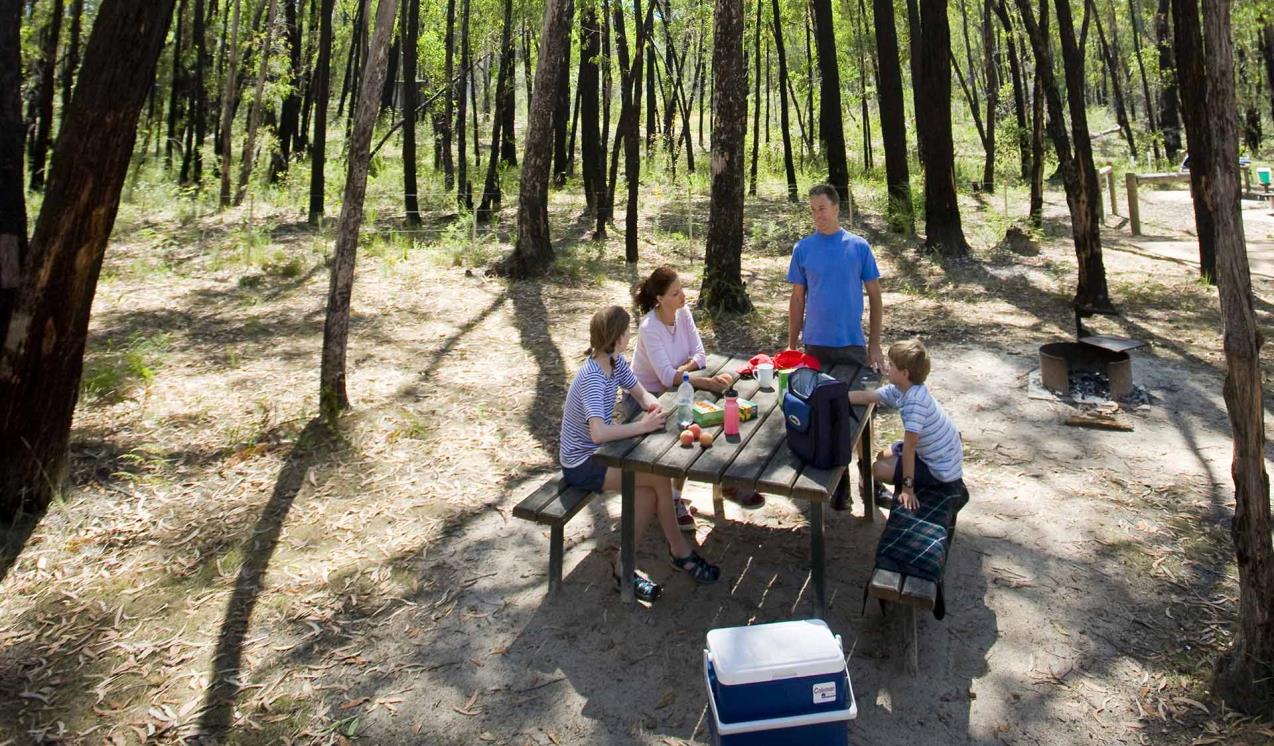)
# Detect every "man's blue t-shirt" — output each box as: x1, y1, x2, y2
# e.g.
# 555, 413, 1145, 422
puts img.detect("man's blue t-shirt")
786, 228, 881, 347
